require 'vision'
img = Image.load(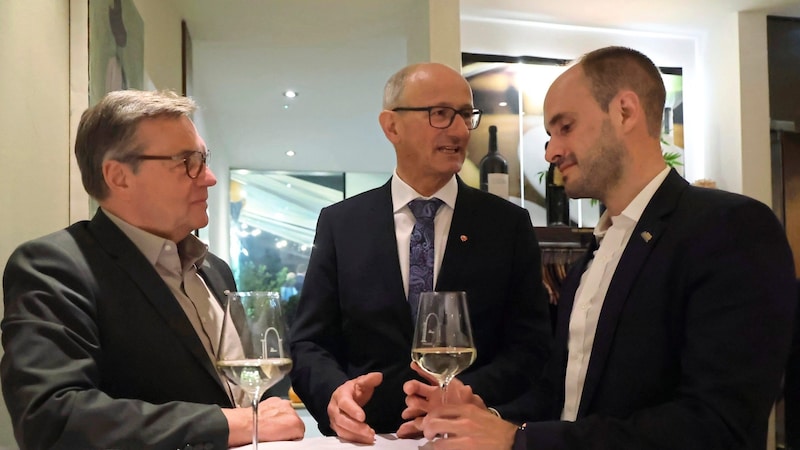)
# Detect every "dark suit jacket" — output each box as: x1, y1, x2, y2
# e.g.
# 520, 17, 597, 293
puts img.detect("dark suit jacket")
785, 279, 800, 449
289, 177, 551, 434
1, 210, 237, 450
500, 170, 797, 450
